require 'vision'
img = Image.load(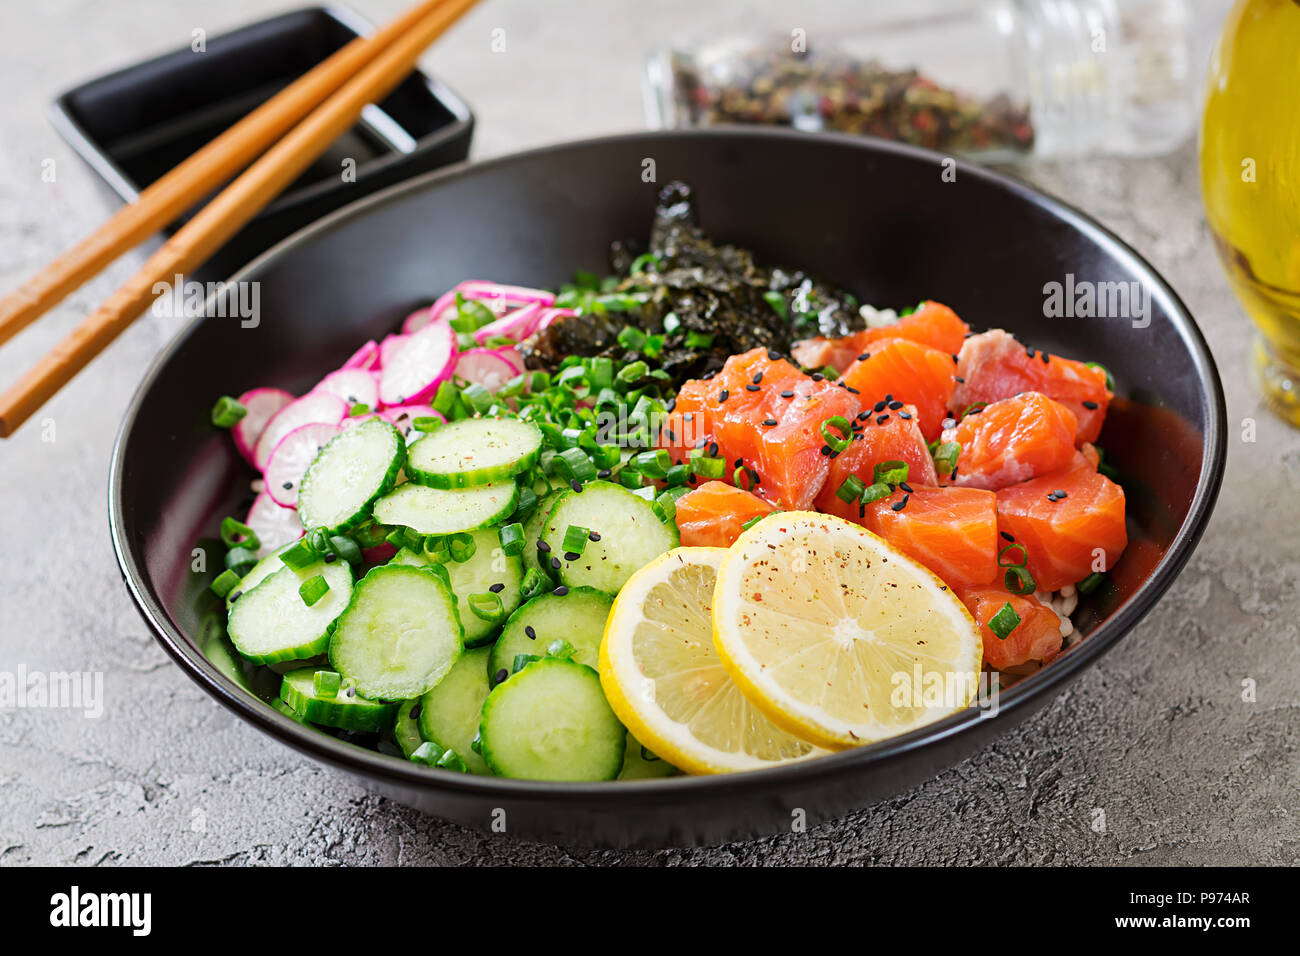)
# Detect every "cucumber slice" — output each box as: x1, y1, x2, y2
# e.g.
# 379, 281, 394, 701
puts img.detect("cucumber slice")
279, 666, 397, 731
522, 490, 562, 581
488, 586, 612, 680
539, 481, 679, 595
479, 659, 625, 781
372, 481, 518, 535
418, 645, 492, 775
226, 560, 353, 664
618, 730, 679, 780
226, 543, 291, 608
407, 418, 543, 488
328, 565, 464, 700
298, 418, 404, 532
392, 528, 524, 648
393, 697, 426, 758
